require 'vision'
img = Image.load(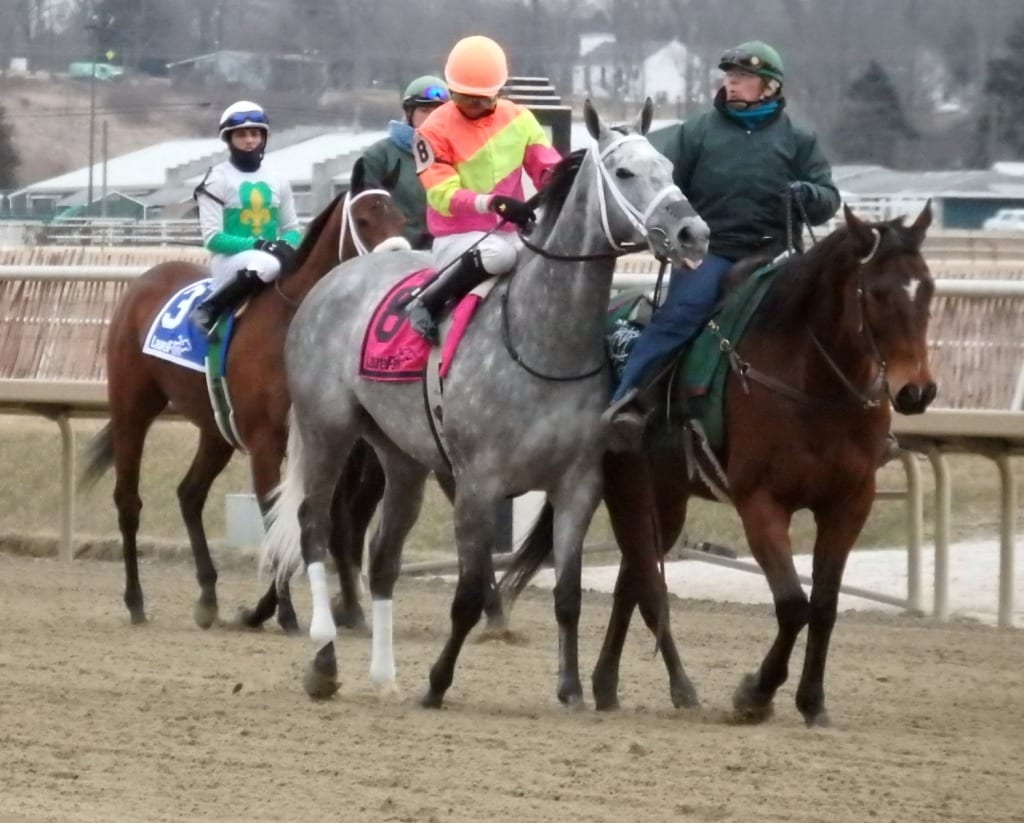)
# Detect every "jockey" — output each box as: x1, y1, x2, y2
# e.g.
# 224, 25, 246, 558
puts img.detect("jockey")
404, 35, 562, 344
603, 40, 840, 440
189, 100, 302, 335
359, 75, 450, 250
